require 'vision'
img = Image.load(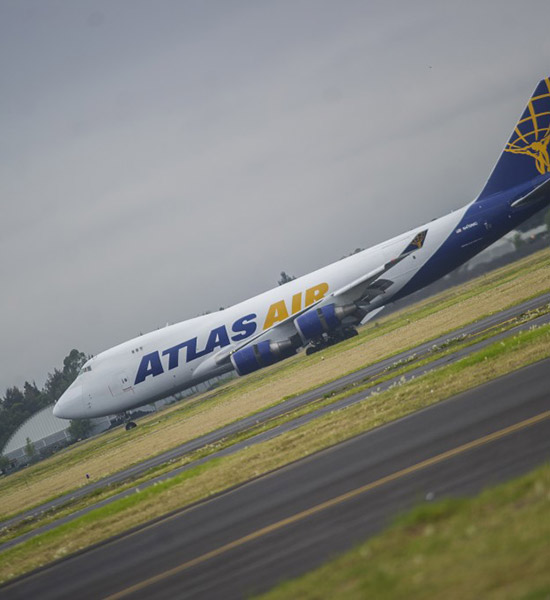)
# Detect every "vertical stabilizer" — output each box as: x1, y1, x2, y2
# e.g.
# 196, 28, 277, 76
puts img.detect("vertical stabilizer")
477, 78, 550, 201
